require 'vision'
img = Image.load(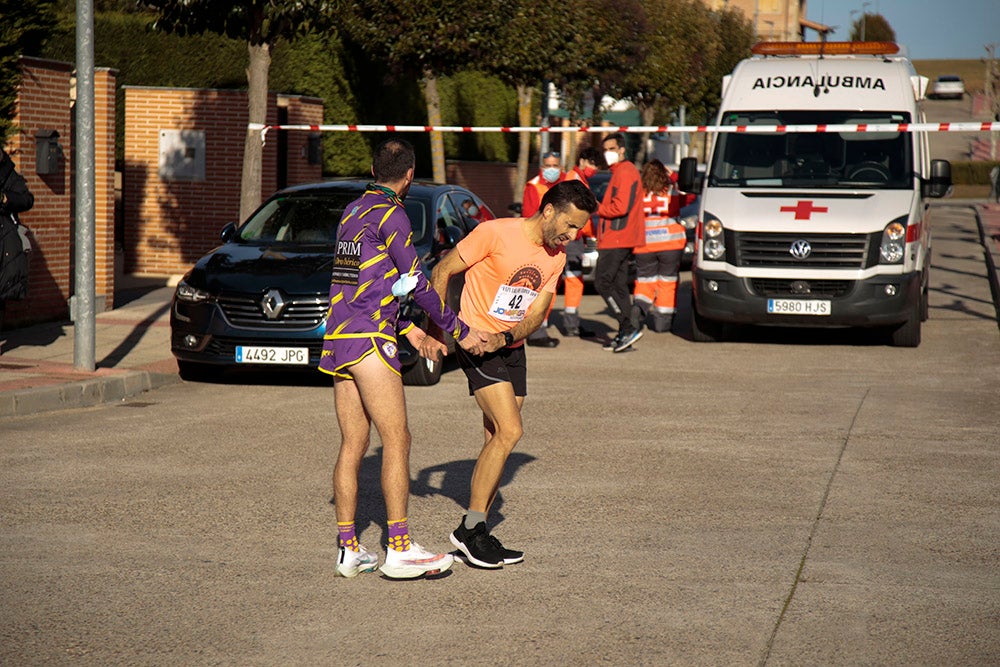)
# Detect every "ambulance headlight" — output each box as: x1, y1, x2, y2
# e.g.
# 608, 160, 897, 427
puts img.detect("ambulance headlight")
702, 219, 725, 260
879, 220, 906, 264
